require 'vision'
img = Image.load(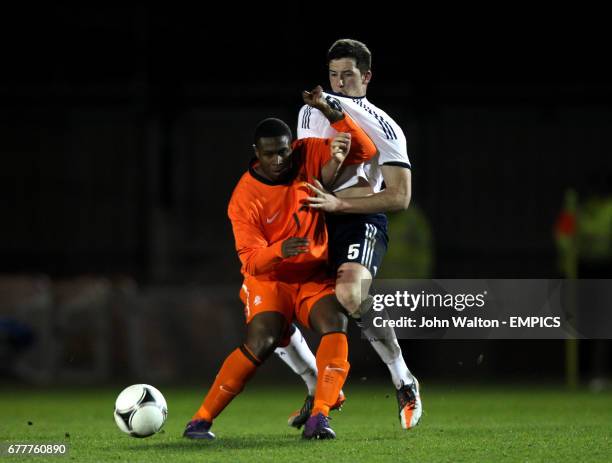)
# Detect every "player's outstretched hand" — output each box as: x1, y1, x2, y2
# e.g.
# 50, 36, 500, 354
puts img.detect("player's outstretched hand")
307, 179, 343, 213
331, 133, 351, 163
282, 237, 310, 258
